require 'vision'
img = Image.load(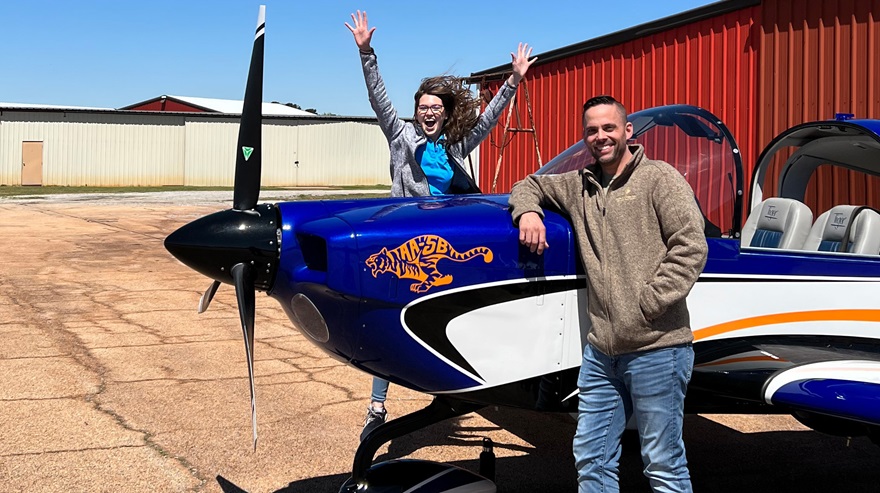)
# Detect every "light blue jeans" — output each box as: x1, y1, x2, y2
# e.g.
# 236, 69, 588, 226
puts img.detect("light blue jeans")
370, 377, 389, 403
574, 343, 694, 493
